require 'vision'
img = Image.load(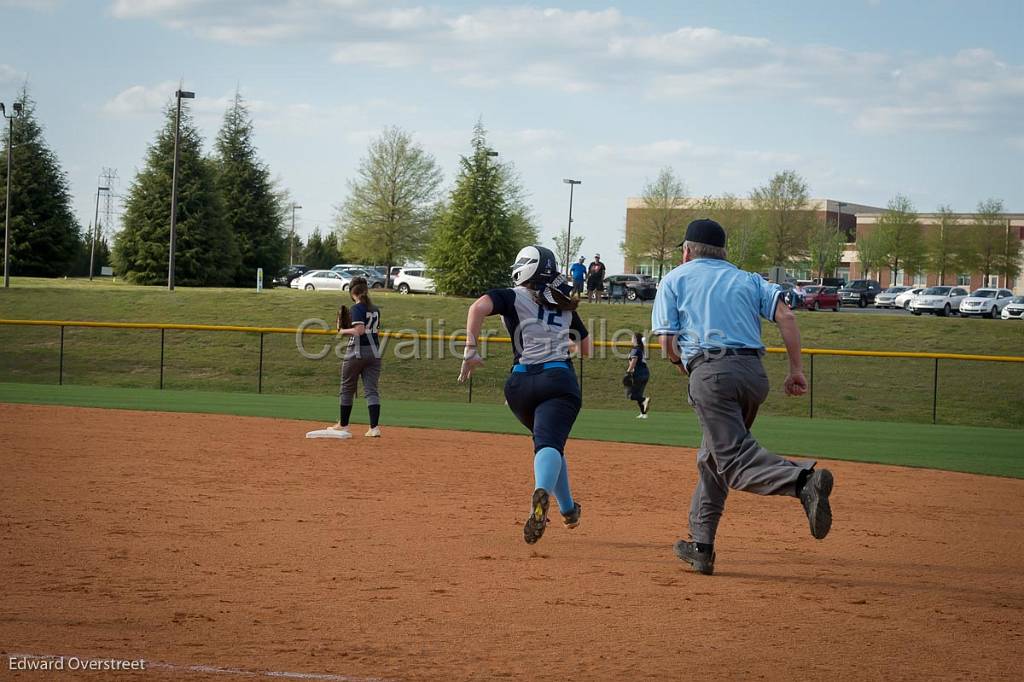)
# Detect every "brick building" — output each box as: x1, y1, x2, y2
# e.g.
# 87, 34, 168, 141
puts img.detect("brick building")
623, 197, 1024, 293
